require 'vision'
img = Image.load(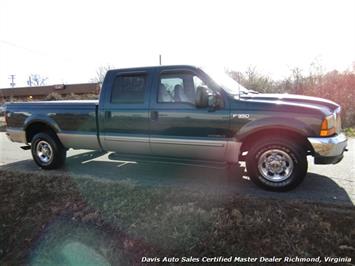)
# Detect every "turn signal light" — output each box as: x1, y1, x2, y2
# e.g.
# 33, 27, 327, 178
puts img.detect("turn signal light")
320, 116, 336, 136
